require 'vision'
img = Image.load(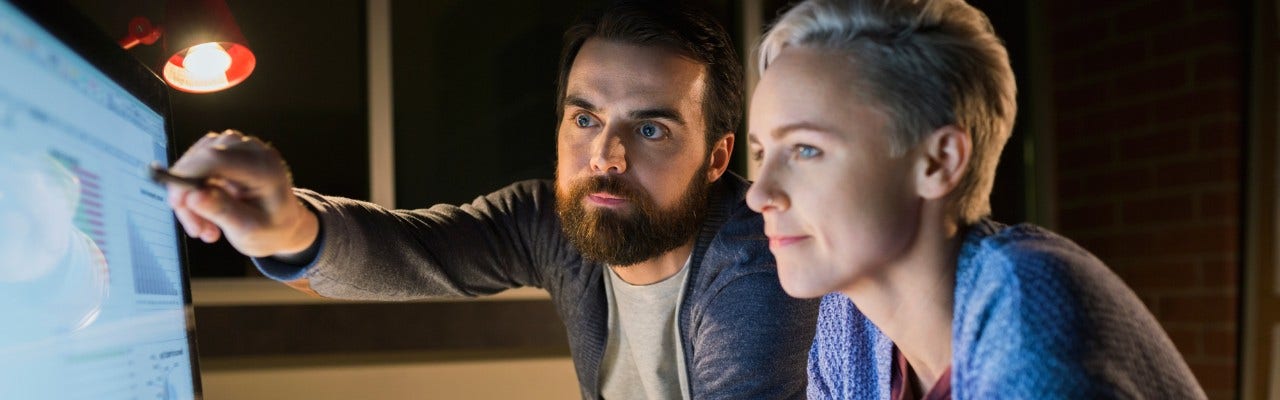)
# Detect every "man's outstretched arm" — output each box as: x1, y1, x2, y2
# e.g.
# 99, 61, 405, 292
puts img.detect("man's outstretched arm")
166, 130, 564, 300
